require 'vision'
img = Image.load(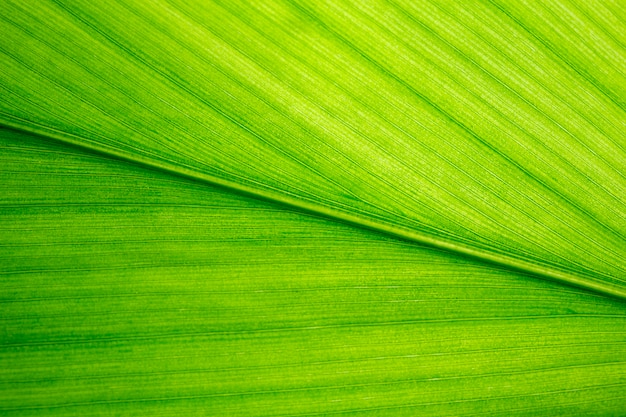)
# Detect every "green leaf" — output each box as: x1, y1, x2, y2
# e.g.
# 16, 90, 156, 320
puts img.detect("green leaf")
1, 0, 625, 415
